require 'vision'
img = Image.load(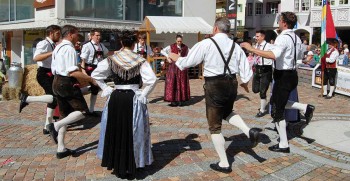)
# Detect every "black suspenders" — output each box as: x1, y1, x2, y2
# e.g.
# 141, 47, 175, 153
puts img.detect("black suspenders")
261, 43, 267, 65
46, 40, 55, 51
285, 34, 297, 69
89, 41, 104, 63
209, 38, 235, 76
